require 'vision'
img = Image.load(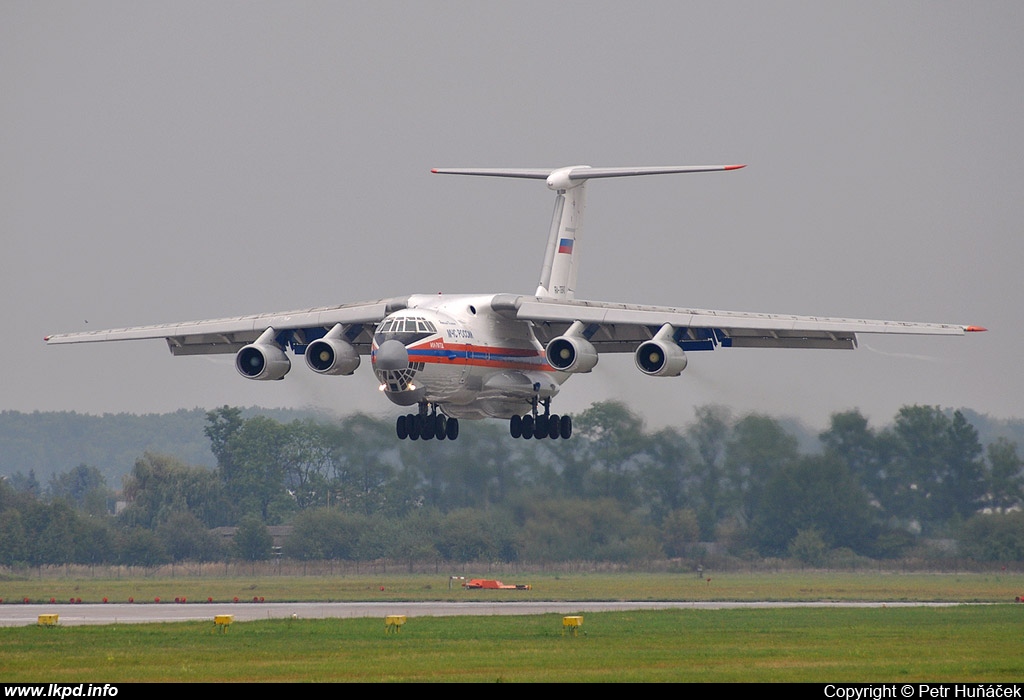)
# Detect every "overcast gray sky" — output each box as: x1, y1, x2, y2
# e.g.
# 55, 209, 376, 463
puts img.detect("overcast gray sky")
2, 1, 1019, 431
